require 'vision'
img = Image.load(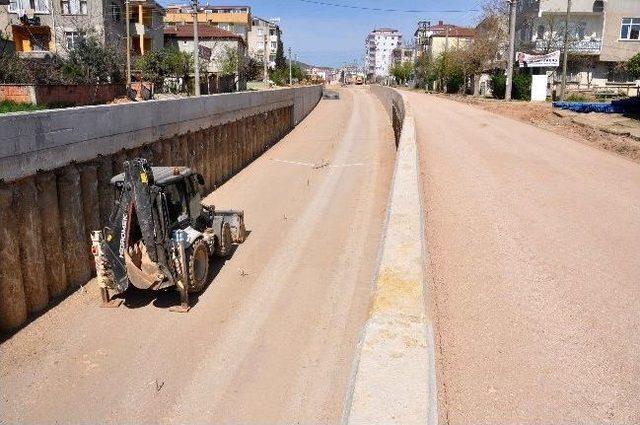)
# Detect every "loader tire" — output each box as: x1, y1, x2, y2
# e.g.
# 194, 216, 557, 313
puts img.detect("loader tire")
216, 222, 233, 258
187, 239, 209, 293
